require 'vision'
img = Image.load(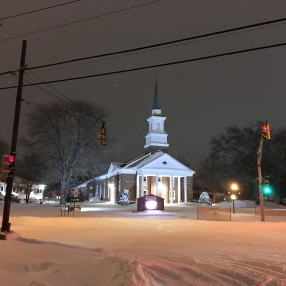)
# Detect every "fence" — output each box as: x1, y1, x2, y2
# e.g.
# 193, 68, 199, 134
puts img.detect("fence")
255, 207, 286, 216
197, 207, 231, 221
